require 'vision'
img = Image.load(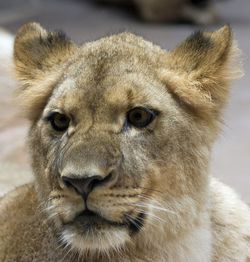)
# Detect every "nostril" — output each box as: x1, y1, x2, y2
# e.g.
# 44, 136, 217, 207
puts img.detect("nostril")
61, 173, 113, 197
90, 172, 112, 189
62, 176, 74, 188
100, 172, 113, 185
